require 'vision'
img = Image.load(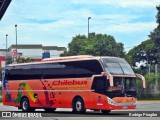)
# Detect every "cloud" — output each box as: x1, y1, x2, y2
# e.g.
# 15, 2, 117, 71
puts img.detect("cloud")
103, 22, 157, 33
72, 0, 160, 8
24, 19, 57, 24
0, 0, 159, 51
